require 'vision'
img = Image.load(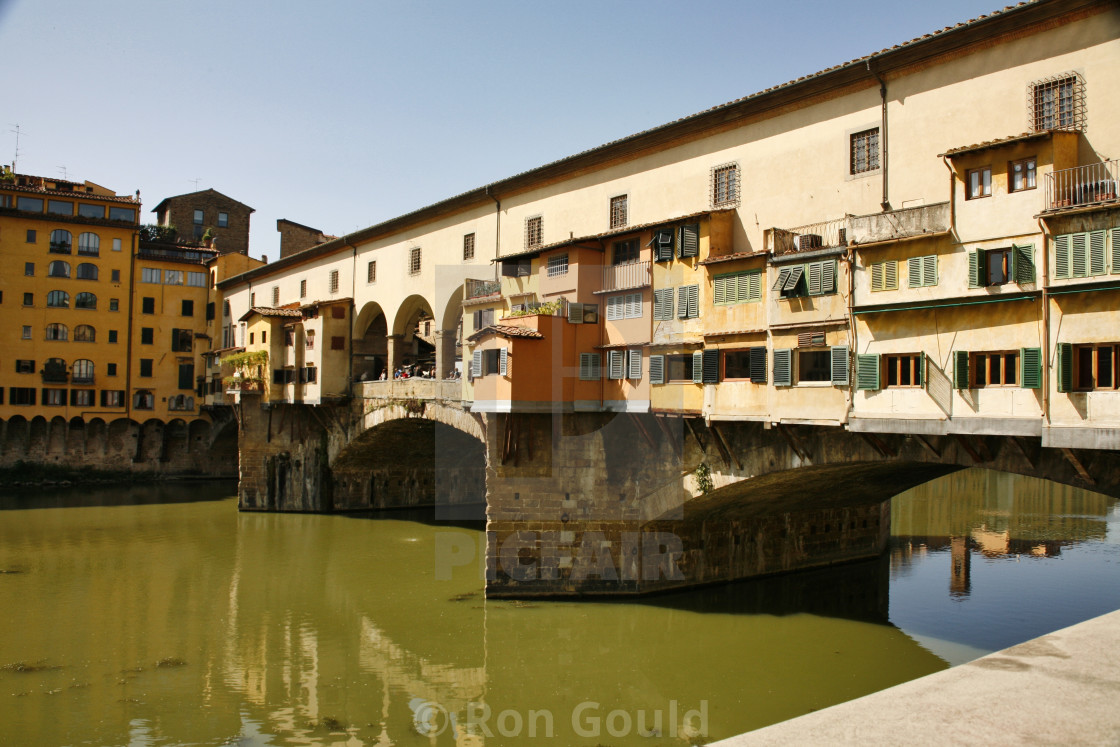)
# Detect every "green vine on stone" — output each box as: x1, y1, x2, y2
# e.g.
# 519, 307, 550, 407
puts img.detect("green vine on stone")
694, 462, 713, 495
